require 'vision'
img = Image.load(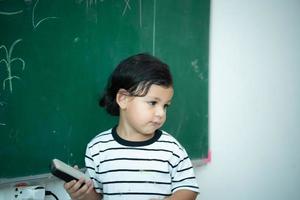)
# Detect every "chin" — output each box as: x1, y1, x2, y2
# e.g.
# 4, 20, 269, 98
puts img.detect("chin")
144, 127, 159, 135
